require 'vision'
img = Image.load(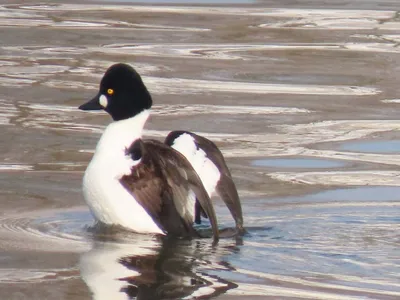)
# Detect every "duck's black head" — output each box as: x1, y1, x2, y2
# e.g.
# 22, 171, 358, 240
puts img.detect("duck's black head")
79, 63, 152, 121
